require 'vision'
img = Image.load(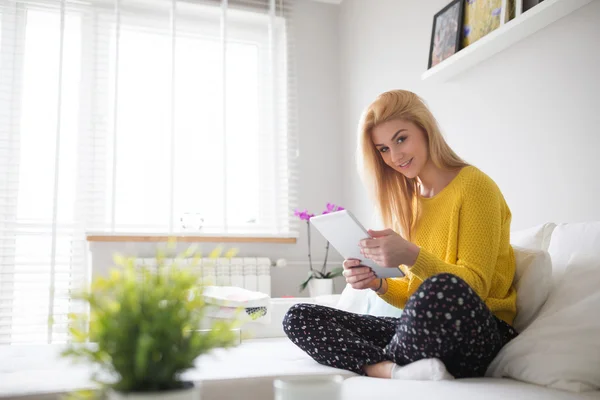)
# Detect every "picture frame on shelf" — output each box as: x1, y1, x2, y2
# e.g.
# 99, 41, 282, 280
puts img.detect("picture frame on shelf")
462, 0, 516, 48
428, 0, 465, 69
